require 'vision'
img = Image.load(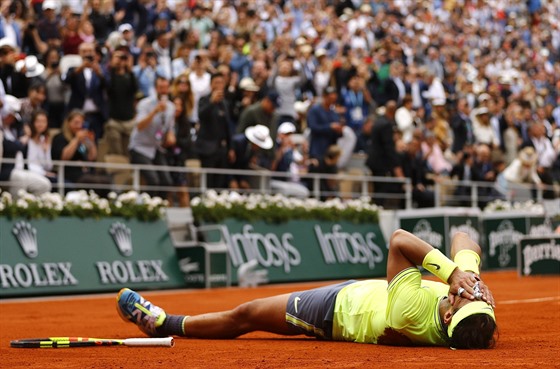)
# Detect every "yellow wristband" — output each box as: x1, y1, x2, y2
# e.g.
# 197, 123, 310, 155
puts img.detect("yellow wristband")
454, 249, 480, 275
422, 249, 458, 283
